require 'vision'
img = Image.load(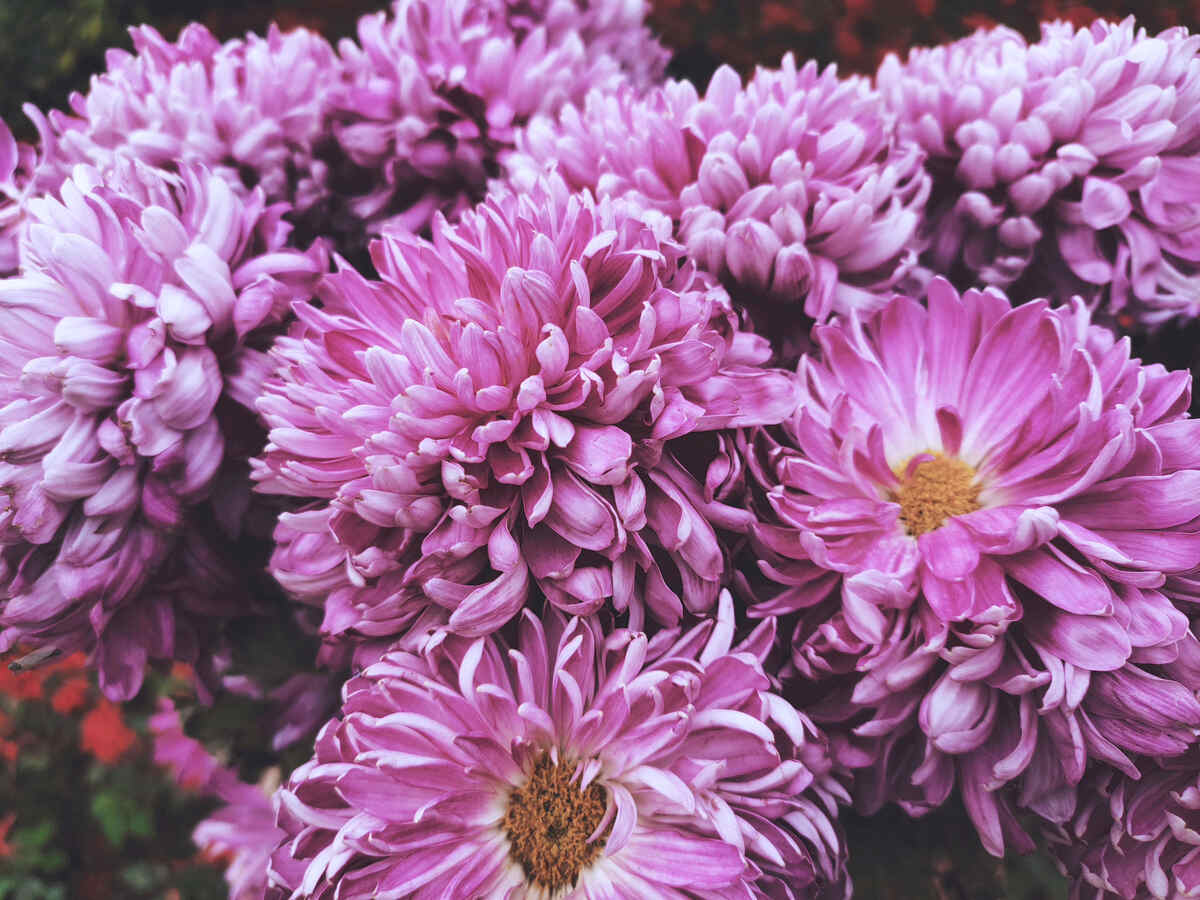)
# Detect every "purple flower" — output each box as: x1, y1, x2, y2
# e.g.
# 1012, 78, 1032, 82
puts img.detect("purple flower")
254, 175, 796, 646
327, 0, 667, 238
1046, 748, 1200, 899
742, 278, 1200, 855
266, 595, 848, 898
510, 55, 929, 351
880, 17, 1200, 326
151, 698, 285, 900
0, 161, 327, 698
196, 785, 284, 900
